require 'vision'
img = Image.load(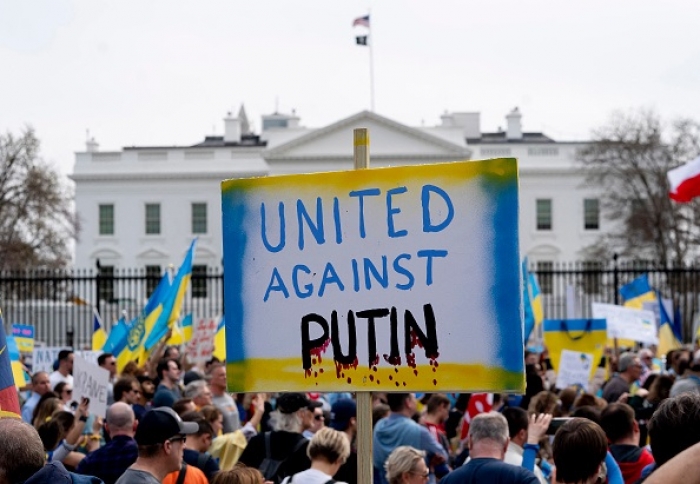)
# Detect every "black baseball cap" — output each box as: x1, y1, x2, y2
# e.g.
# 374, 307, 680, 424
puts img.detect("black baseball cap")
329, 399, 357, 431
276, 393, 323, 414
134, 407, 198, 445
